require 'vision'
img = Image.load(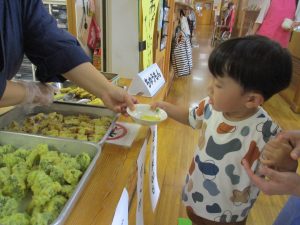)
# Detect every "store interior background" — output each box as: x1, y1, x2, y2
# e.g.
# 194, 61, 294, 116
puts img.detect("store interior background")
14, 0, 300, 224
22, 0, 298, 114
